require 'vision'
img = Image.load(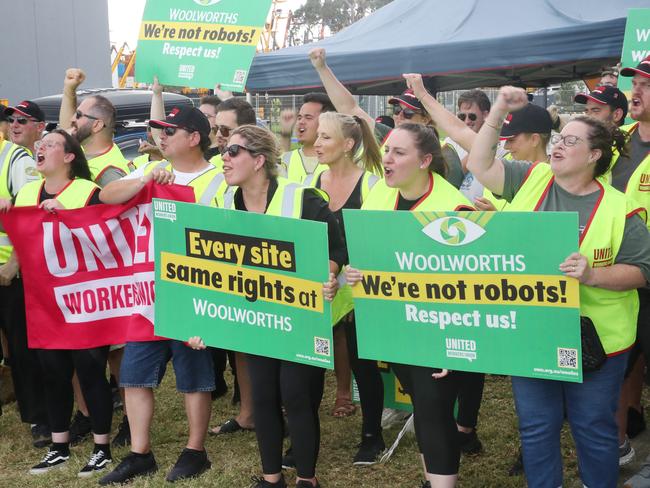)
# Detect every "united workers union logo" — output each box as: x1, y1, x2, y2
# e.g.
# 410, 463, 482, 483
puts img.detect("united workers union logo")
422, 217, 486, 246
193, 0, 221, 5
